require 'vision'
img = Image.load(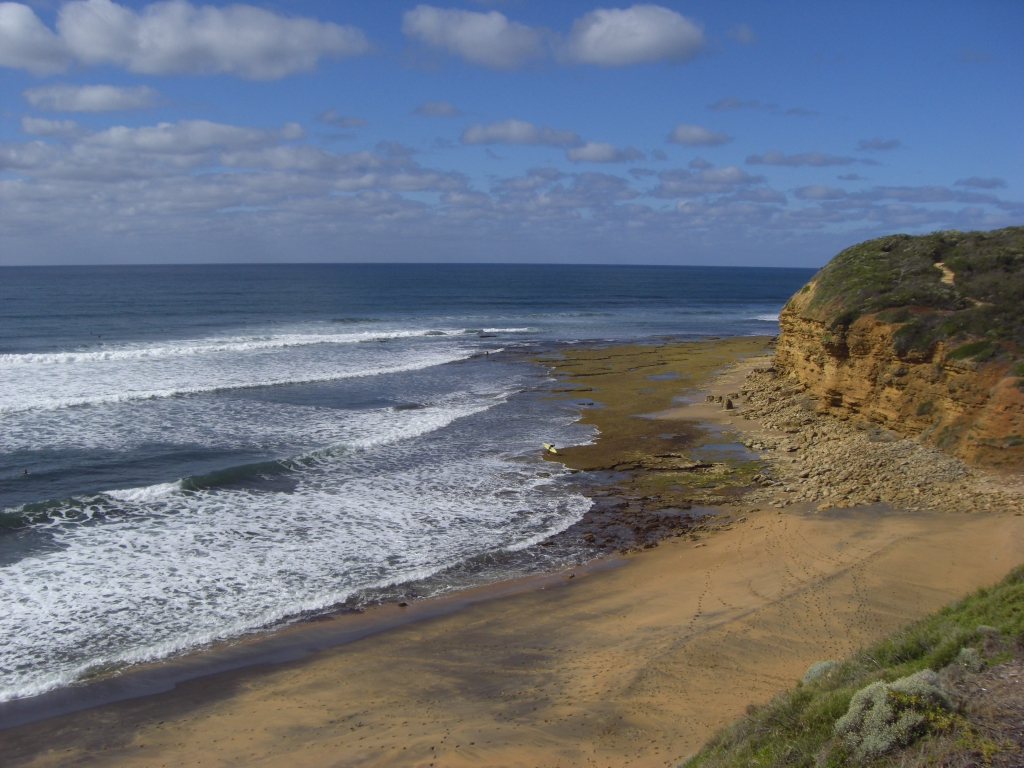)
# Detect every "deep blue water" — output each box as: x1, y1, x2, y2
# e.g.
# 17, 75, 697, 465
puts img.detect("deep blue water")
0, 263, 813, 702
